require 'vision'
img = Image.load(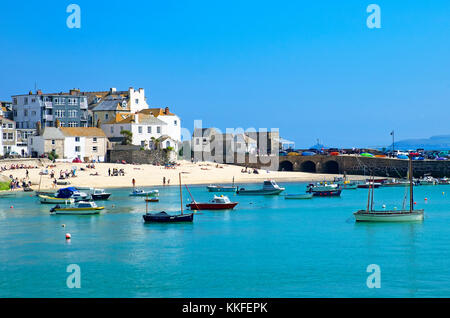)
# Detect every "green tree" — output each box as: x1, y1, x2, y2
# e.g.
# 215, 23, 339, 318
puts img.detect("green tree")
120, 130, 133, 145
